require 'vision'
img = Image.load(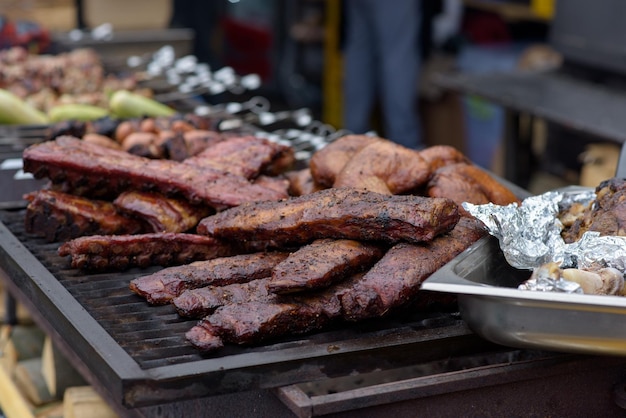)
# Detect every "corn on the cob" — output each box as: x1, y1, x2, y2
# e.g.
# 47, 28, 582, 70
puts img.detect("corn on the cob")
0, 89, 49, 125
109, 90, 176, 118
